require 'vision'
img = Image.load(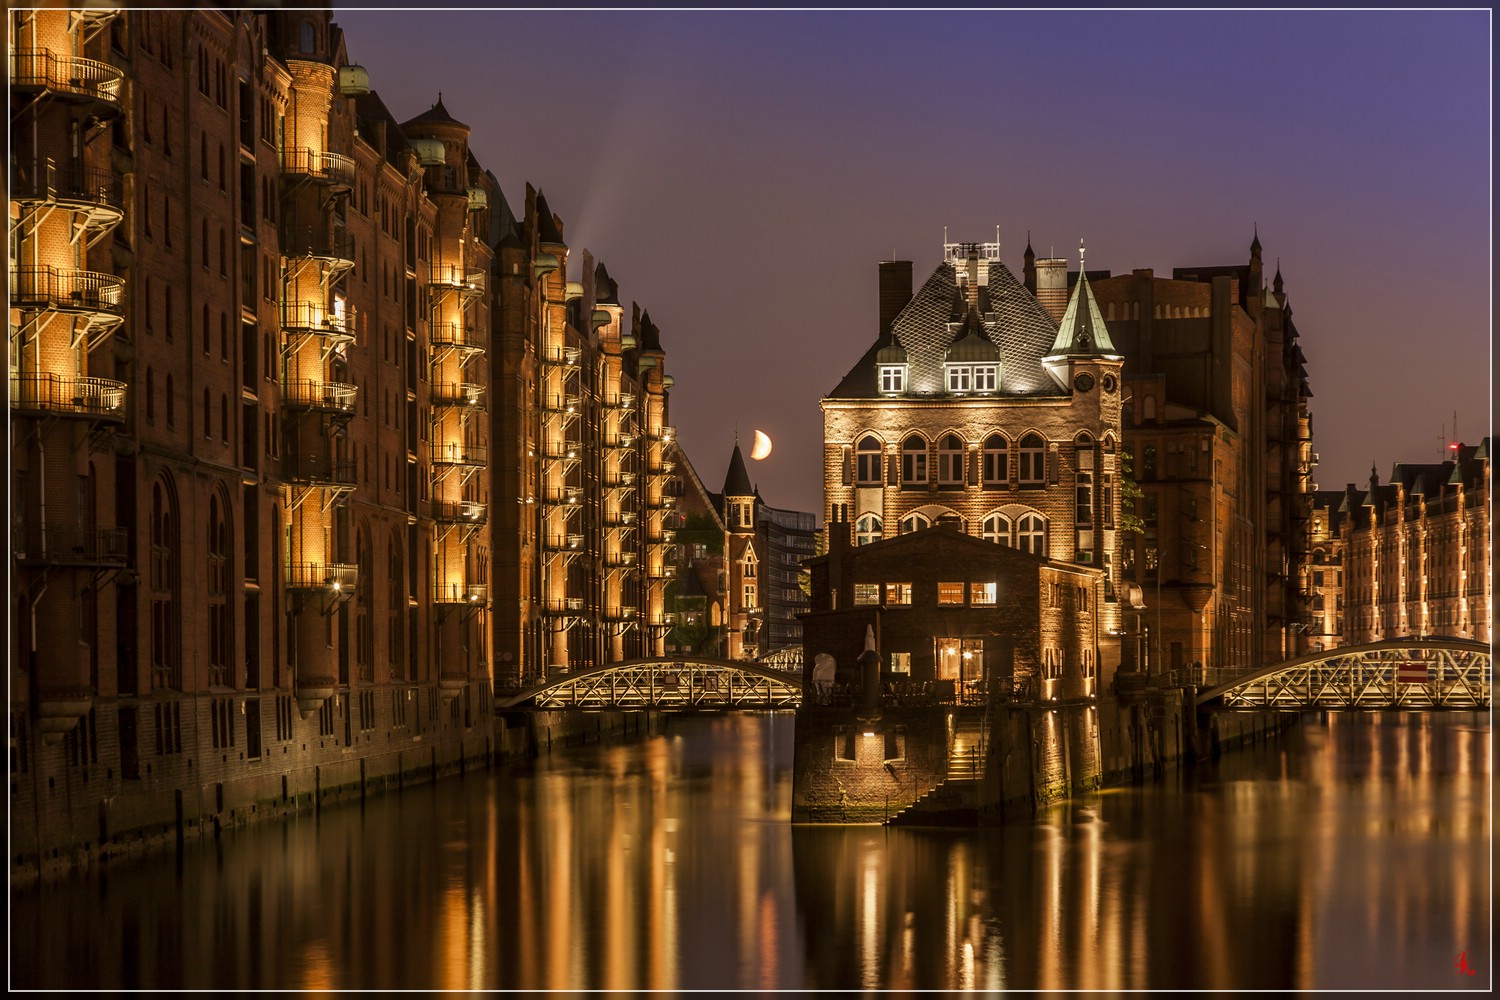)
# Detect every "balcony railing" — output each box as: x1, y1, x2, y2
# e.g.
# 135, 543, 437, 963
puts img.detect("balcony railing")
10, 50, 124, 109
605, 550, 638, 568
430, 263, 485, 296
282, 227, 355, 266
603, 606, 639, 621
285, 458, 357, 486
13, 525, 129, 565
286, 561, 359, 592
282, 379, 357, 413
430, 322, 487, 352
430, 382, 484, 407
11, 160, 124, 219
11, 266, 124, 317
541, 345, 581, 366
280, 302, 353, 339
10, 372, 126, 419
543, 533, 585, 551
541, 393, 580, 414
605, 471, 638, 488
431, 440, 487, 467
541, 486, 581, 505
603, 392, 635, 409
431, 500, 487, 524
281, 146, 356, 188
543, 597, 585, 614
435, 582, 488, 605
